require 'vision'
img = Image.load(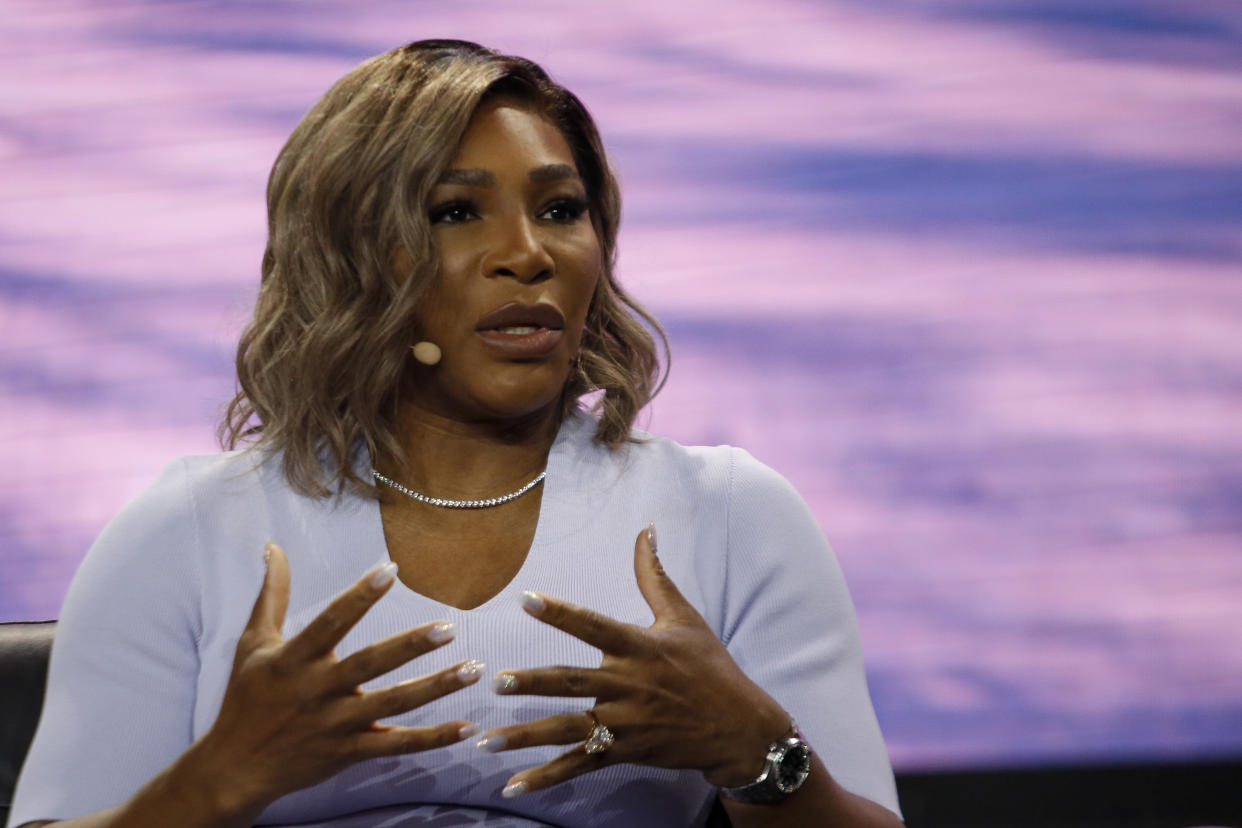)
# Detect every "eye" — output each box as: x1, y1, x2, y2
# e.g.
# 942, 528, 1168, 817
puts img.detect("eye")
539, 196, 589, 224
429, 199, 477, 225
